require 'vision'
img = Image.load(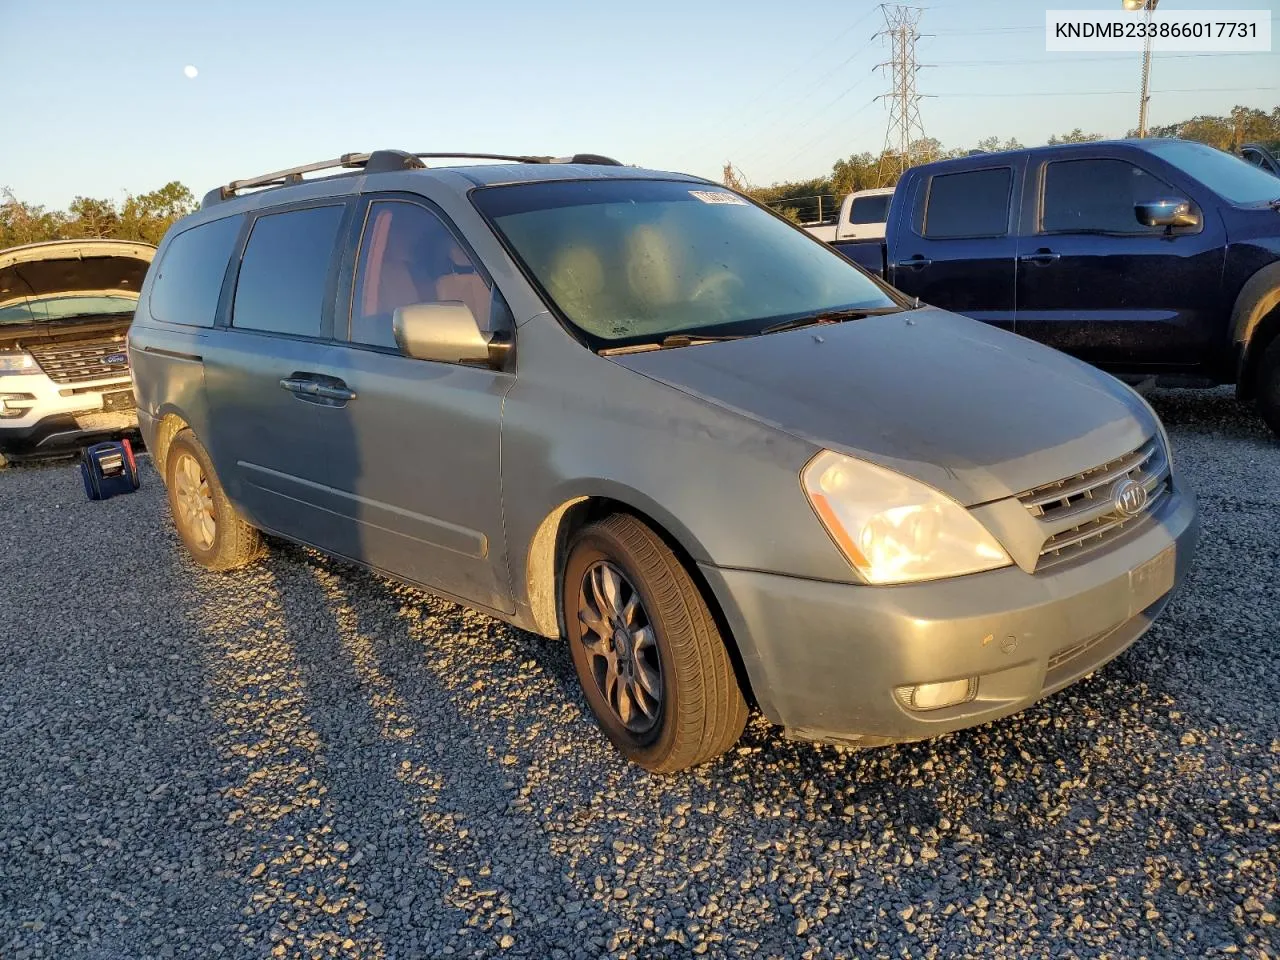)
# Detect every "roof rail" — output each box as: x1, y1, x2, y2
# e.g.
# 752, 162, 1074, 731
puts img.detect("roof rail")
201, 150, 624, 207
